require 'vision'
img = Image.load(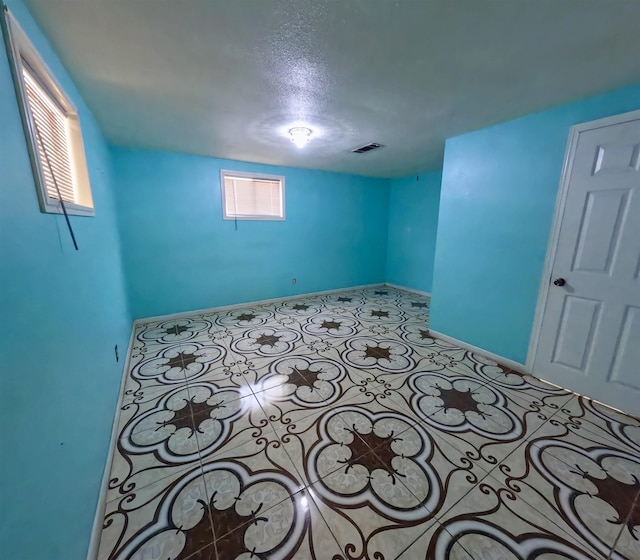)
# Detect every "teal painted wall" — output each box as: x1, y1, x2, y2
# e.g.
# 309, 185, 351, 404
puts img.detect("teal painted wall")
0, 2, 131, 559
385, 171, 441, 293
112, 147, 390, 319
430, 82, 640, 364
